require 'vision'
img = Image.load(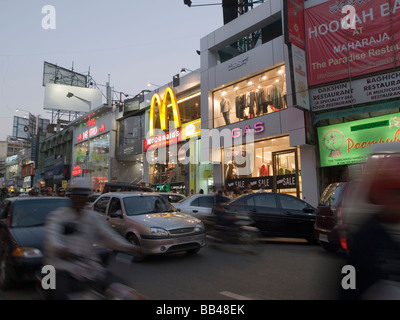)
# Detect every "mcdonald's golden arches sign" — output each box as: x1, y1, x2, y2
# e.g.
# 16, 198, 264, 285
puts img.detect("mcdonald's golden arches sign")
144, 87, 183, 151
